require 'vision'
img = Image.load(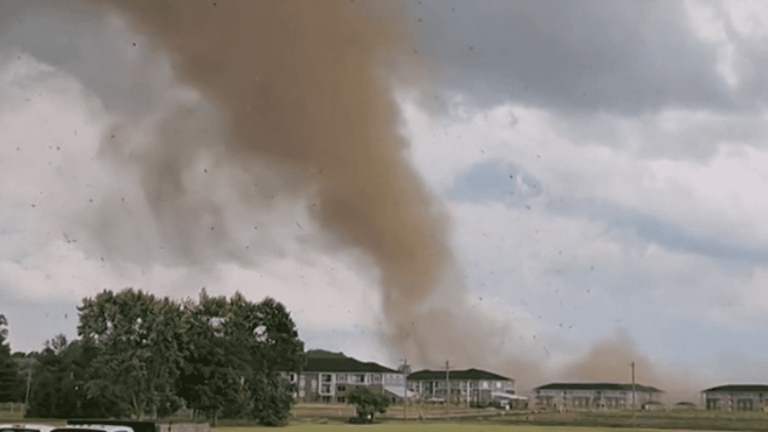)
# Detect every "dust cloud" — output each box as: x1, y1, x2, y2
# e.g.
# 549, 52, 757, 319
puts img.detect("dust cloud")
72, 0, 541, 378
559, 329, 703, 402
